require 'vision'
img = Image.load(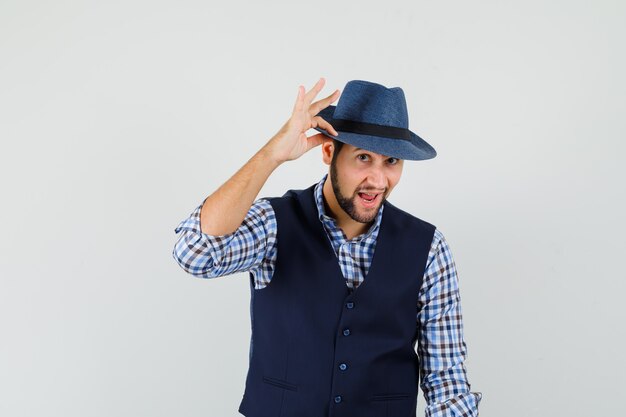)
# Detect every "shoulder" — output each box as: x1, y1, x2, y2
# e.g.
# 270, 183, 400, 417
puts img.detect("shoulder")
266, 184, 313, 200
428, 227, 446, 255
260, 191, 298, 213
262, 183, 316, 210
424, 227, 458, 270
